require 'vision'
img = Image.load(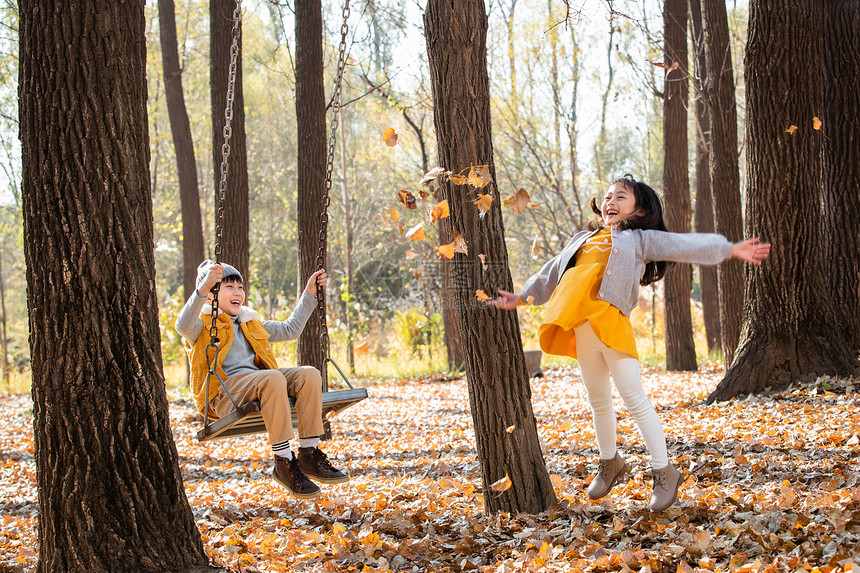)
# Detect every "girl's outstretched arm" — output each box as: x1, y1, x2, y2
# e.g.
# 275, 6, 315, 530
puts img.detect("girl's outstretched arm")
730, 238, 771, 265
486, 289, 522, 310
